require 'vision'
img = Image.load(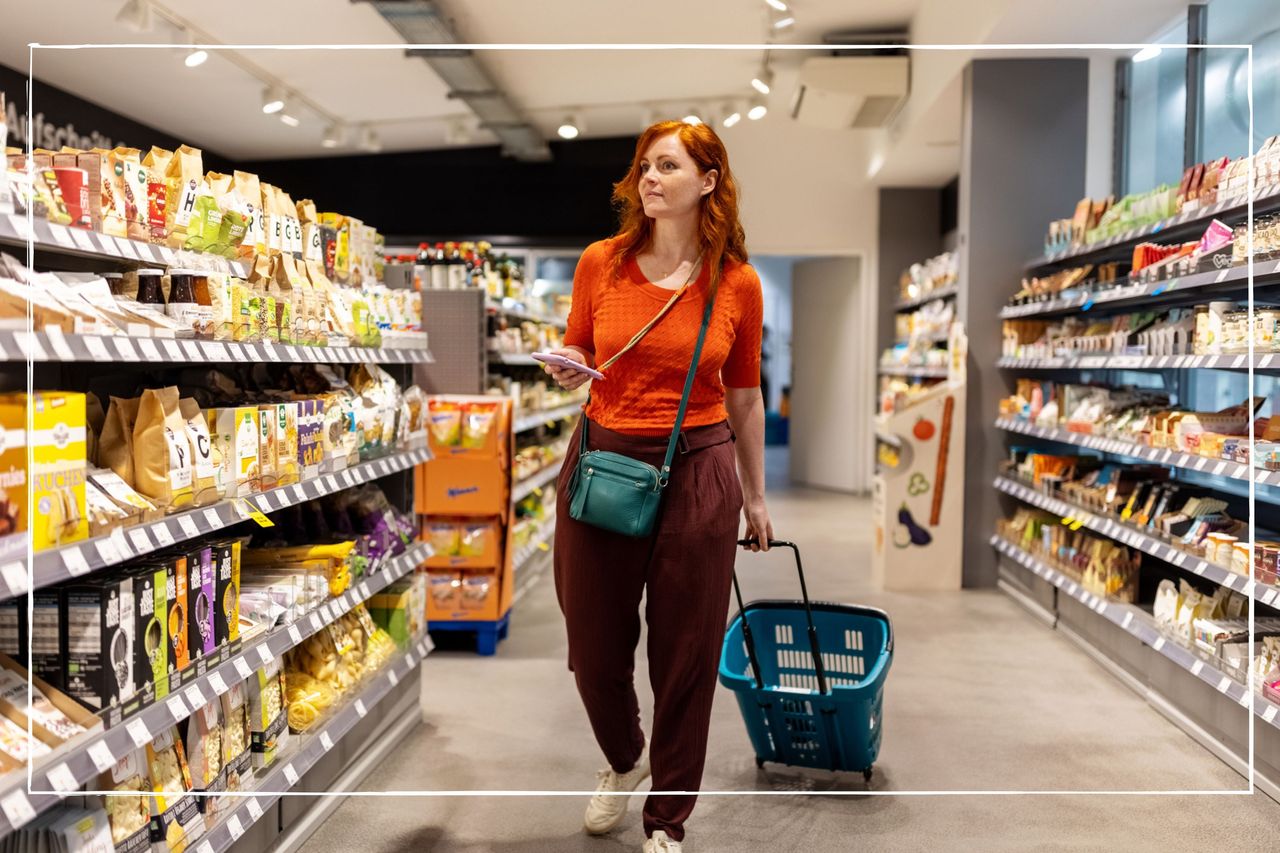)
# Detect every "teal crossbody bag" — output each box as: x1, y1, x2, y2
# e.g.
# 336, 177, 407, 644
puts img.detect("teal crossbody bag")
566, 261, 716, 538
